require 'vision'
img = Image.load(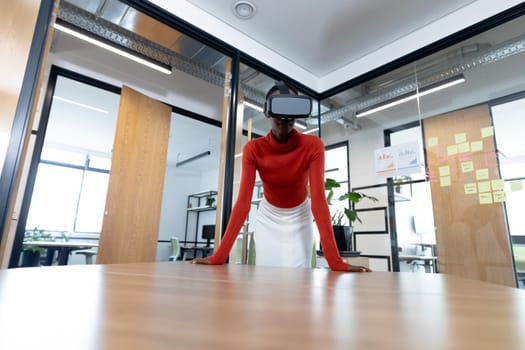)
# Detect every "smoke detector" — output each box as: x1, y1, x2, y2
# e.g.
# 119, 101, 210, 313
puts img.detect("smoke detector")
232, 1, 257, 19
